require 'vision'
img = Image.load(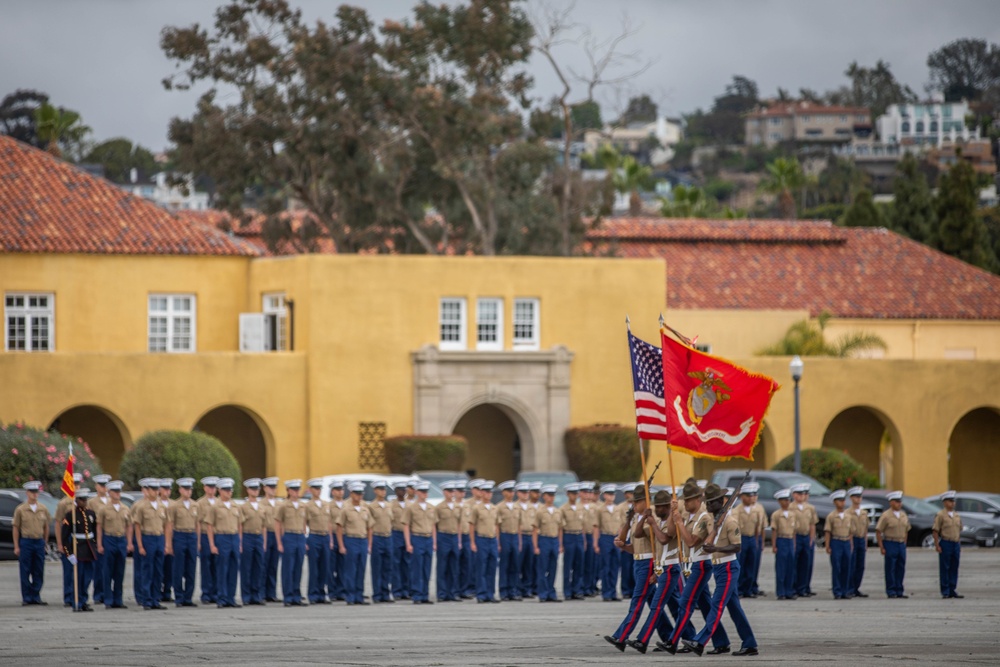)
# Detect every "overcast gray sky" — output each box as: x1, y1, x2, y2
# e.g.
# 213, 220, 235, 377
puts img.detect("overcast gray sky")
2, 0, 997, 151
